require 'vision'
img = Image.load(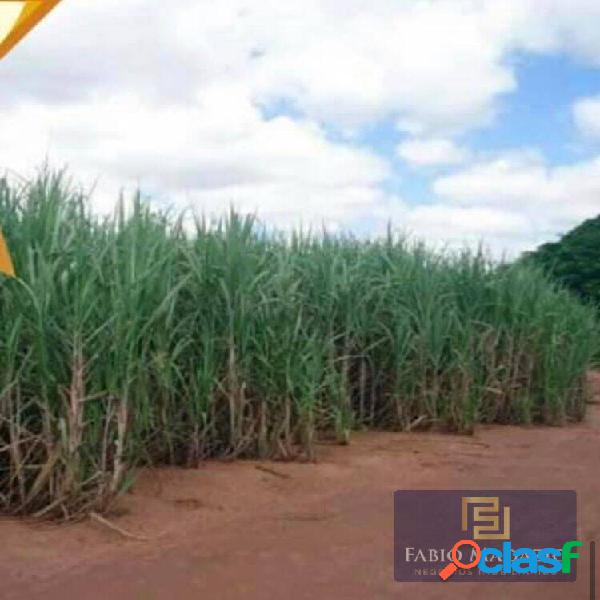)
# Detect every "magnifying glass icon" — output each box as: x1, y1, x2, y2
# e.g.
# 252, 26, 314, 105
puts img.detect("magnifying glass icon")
439, 539, 481, 581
